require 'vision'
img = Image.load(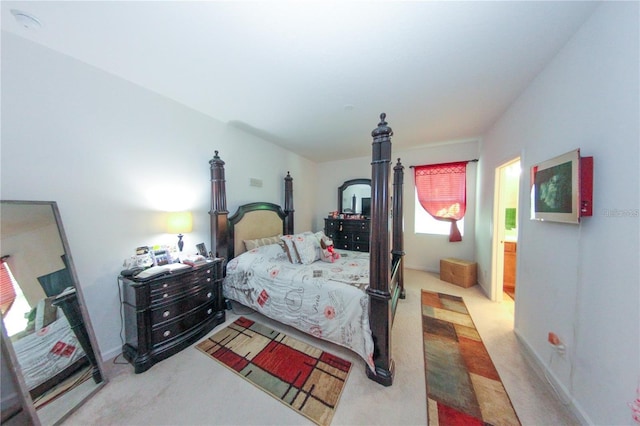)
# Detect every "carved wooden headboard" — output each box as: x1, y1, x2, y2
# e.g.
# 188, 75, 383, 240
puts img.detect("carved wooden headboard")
209, 150, 294, 261
227, 202, 287, 259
